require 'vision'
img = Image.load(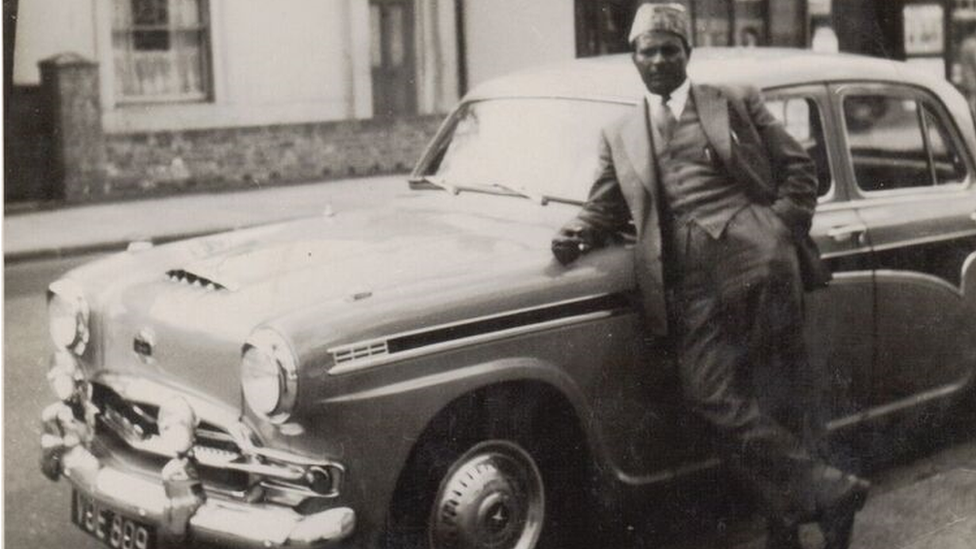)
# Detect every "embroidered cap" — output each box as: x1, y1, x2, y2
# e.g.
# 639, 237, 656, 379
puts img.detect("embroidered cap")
628, 3, 691, 47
